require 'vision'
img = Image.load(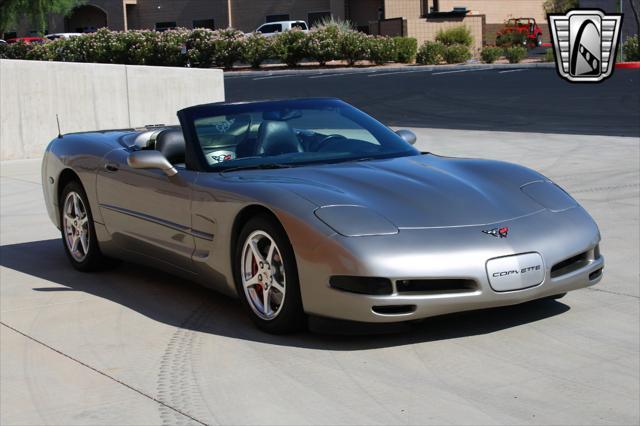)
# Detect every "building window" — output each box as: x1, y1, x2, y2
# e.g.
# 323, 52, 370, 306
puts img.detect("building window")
266, 14, 289, 23
193, 19, 215, 30
155, 21, 176, 32
308, 11, 331, 28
